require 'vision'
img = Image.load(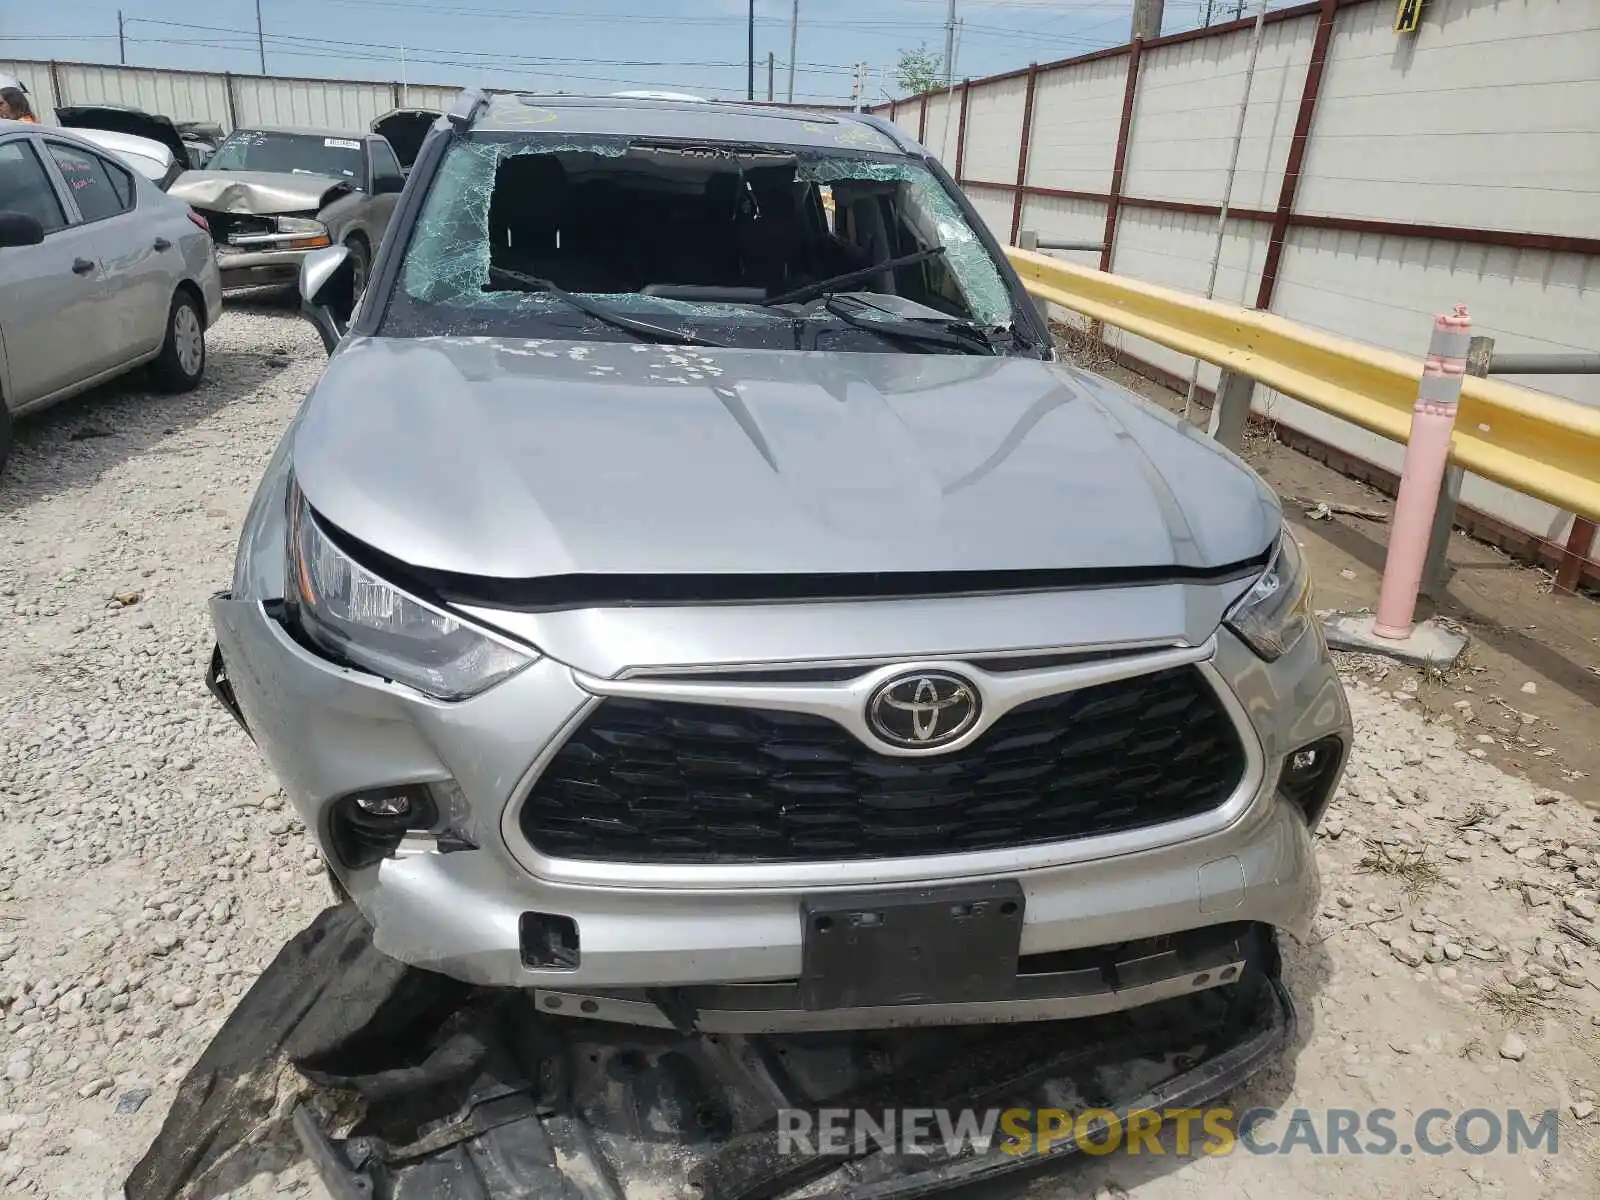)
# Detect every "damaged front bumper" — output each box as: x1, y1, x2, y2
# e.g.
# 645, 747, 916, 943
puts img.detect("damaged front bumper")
214, 244, 311, 288
287, 921, 1295, 1200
